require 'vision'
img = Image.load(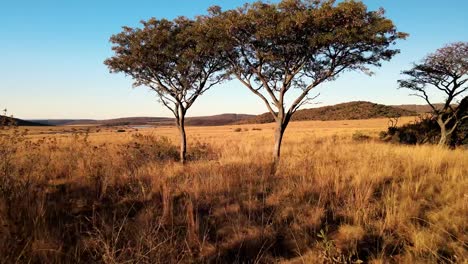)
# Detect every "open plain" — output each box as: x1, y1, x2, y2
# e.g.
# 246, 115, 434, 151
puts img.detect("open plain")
1, 117, 466, 263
